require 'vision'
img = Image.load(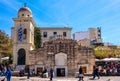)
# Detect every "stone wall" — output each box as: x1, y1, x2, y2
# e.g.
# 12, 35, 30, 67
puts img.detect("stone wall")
29, 38, 95, 76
